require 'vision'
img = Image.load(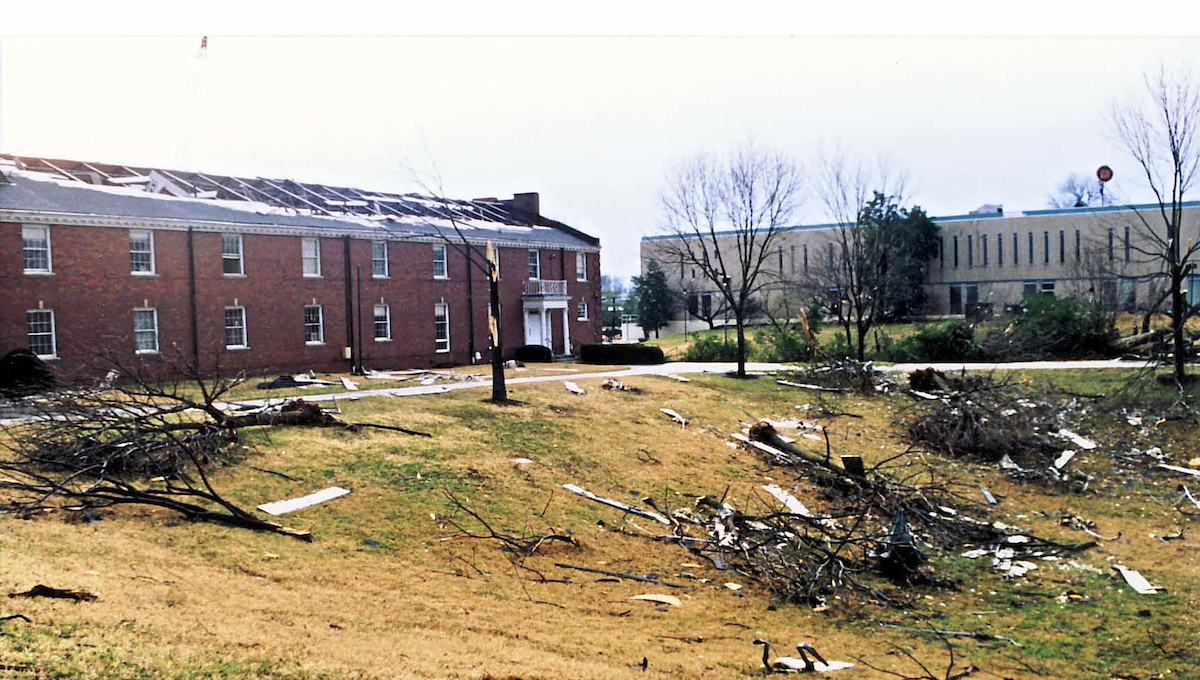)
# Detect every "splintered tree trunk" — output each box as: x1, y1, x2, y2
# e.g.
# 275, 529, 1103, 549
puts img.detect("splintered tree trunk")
856, 323, 868, 362
489, 276, 507, 402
